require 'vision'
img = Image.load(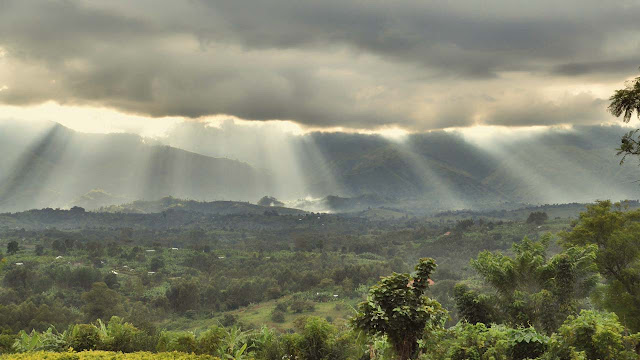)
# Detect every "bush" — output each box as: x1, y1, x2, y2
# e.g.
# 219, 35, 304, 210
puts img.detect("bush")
544, 310, 640, 360
270, 310, 285, 323
219, 314, 237, 327
0, 333, 15, 353
290, 300, 315, 314
67, 325, 100, 351
427, 323, 548, 360
157, 332, 197, 353
98, 317, 149, 353
197, 327, 225, 355
274, 302, 288, 313
12, 328, 67, 353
